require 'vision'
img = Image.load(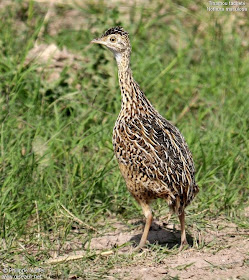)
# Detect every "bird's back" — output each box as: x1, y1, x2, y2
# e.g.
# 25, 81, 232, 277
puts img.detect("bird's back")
113, 89, 198, 214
